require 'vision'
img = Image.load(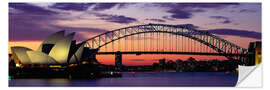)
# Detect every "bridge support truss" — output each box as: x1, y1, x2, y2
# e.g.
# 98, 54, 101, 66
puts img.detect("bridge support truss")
78, 24, 257, 66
